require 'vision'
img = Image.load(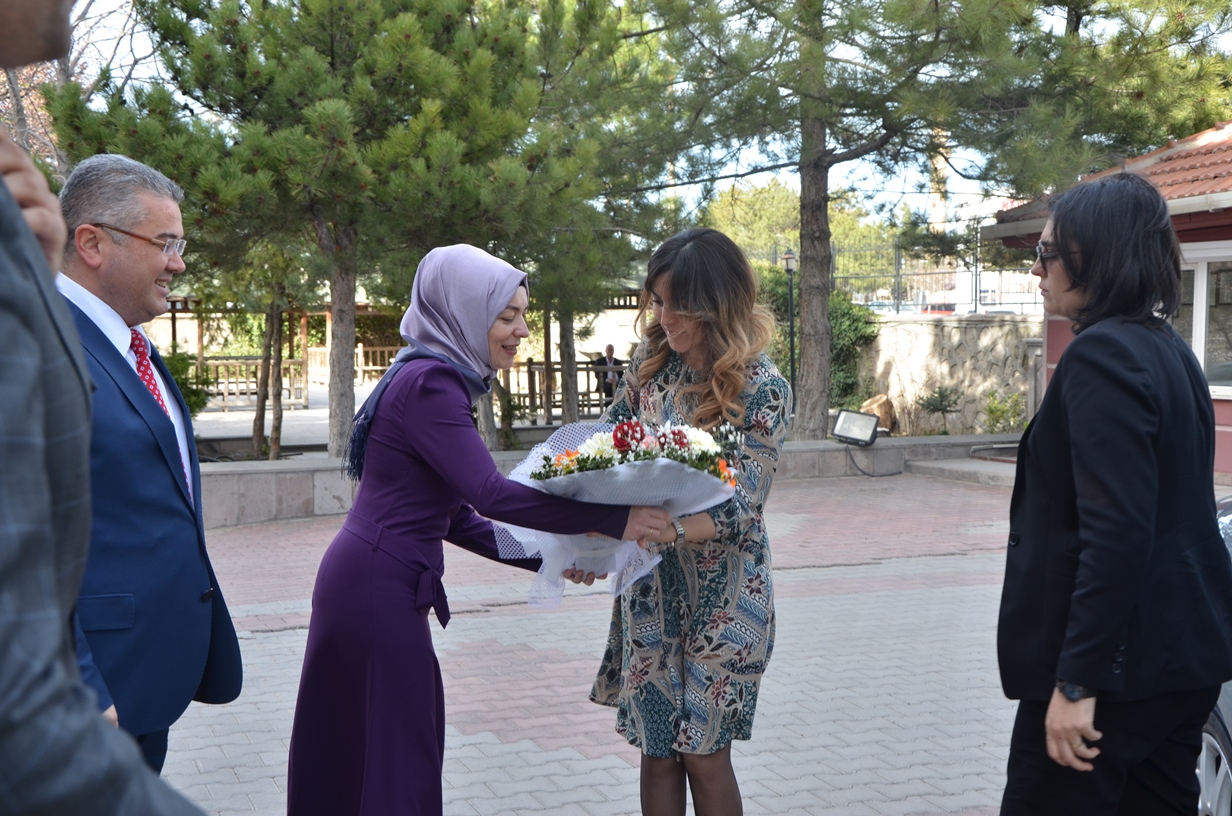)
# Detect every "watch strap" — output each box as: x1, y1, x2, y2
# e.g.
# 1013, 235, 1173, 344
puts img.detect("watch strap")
1056, 680, 1095, 702
671, 518, 686, 547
